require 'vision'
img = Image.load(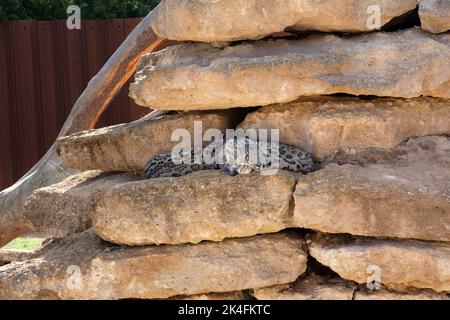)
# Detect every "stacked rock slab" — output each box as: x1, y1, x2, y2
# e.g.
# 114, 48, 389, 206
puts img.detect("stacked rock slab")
91, 136, 450, 246
19, 135, 450, 248
310, 234, 450, 293
129, 29, 450, 110
1, 0, 450, 300
24, 171, 143, 238
93, 171, 298, 245
252, 273, 449, 300
238, 97, 450, 160
0, 249, 40, 266
294, 136, 450, 242
0, 231, 306, 300
56, 110, 239, 172
252, 273, 358, 300
419, 0, 450, 34
151, 0, 418, 41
